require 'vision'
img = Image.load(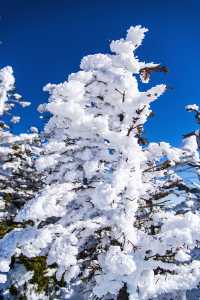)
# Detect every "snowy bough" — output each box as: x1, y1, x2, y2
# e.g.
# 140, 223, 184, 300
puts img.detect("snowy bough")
1, 26, 200, 300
